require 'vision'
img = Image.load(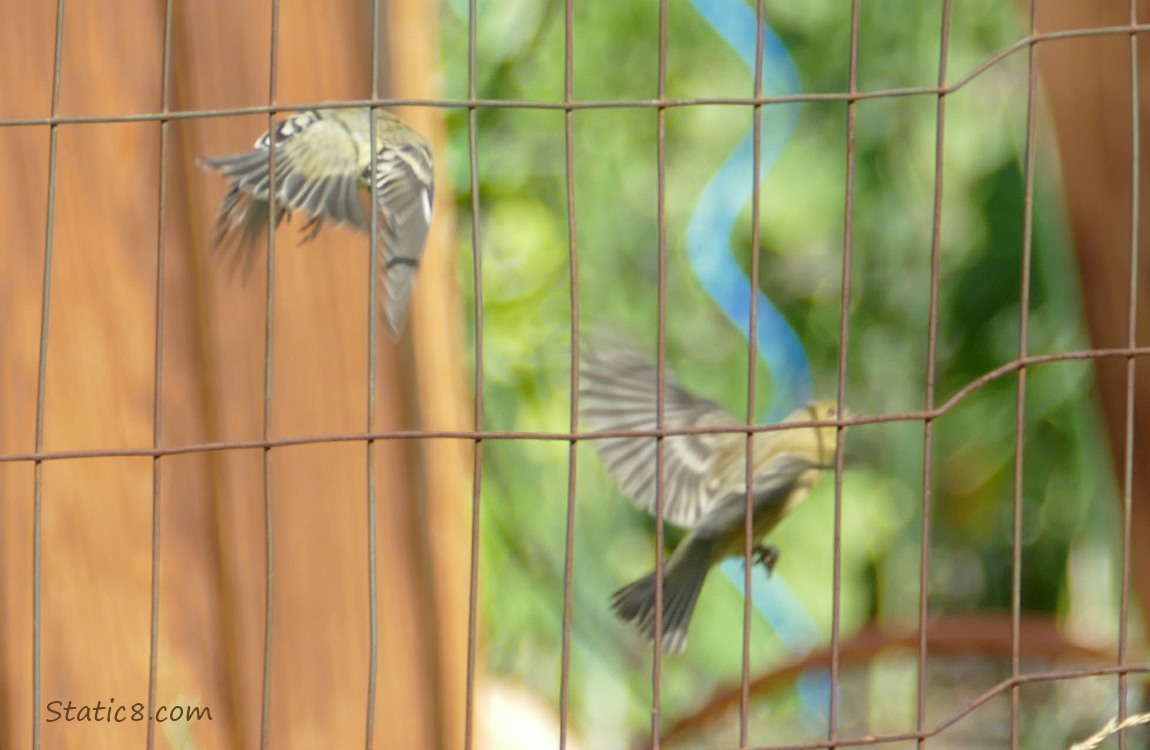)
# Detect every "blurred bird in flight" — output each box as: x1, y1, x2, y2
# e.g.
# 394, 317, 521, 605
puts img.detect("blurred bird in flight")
581, 343, 843, 652
200, 107, 434, 335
